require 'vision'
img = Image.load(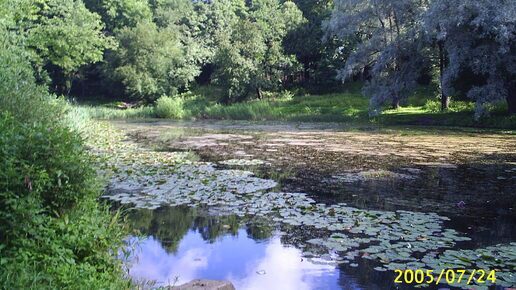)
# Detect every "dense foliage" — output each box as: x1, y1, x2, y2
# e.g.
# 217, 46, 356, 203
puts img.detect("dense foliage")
326, 0, 515, 117
0, 115, 127, 288
1, 1, 128, 287
4, 0, 512, 119
107, 20, 184, 100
